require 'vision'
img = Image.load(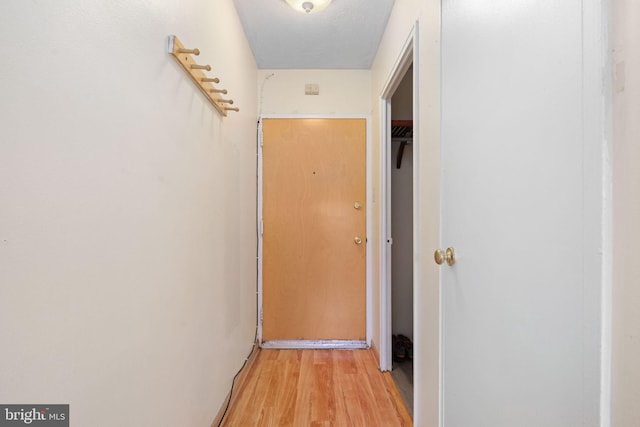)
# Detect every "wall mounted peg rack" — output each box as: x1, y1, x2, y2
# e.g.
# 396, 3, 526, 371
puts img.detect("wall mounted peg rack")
167, 35, 239, 117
